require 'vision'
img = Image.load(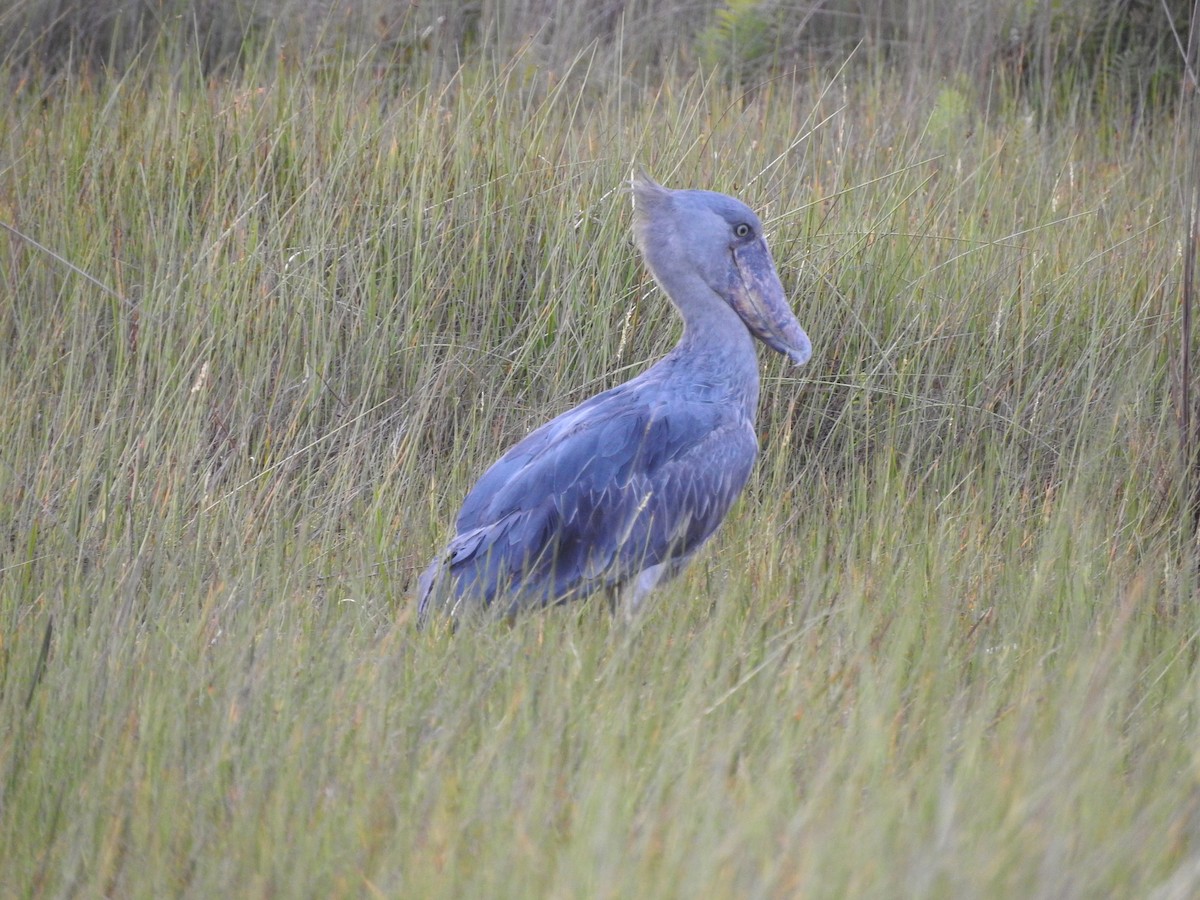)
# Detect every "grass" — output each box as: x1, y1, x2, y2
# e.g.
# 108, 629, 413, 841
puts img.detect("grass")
1, 32, 1198, 899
